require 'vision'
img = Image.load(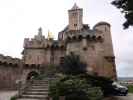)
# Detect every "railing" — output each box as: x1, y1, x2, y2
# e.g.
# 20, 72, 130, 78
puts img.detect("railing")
18, 79, 33, 97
